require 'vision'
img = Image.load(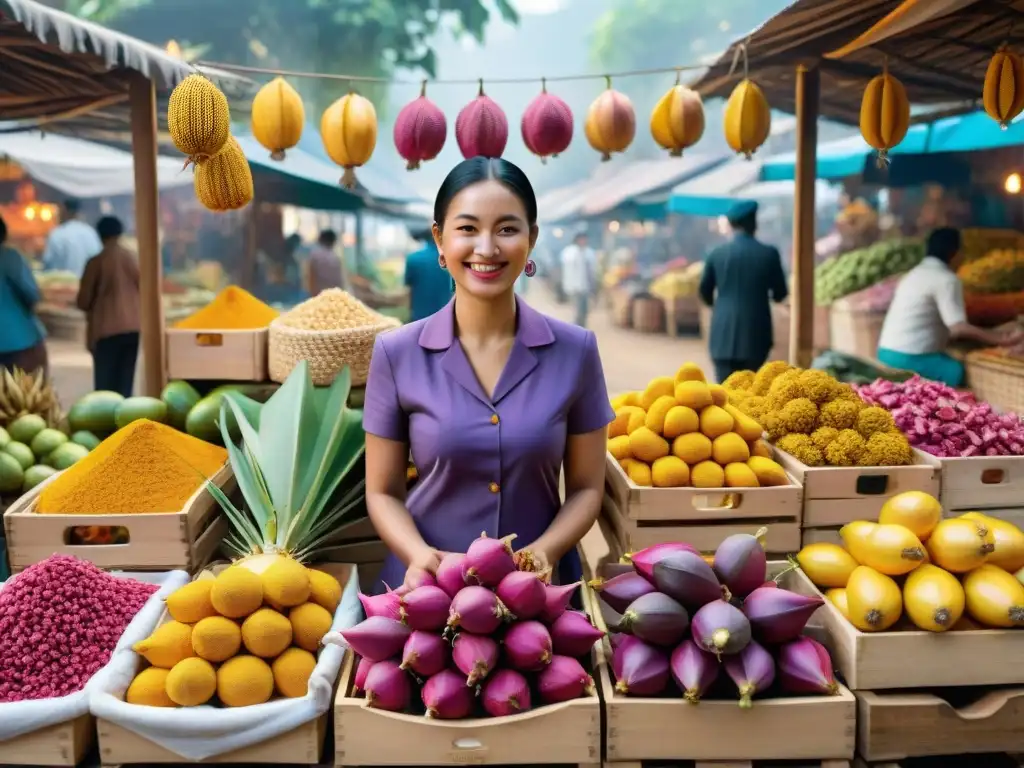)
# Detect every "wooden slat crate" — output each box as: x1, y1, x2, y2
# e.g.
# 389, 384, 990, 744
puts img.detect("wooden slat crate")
589, 566, 856, 768
774, 449, 939, 529
854, 753, 1024, 768
96, 563, 352, 765
165, 327, 269, 381
3, 463, 234, 573
915, 450, 1024, 511
0, 713, 93, 766
856, 688, 1024, 763
789, 568, 1024, 690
